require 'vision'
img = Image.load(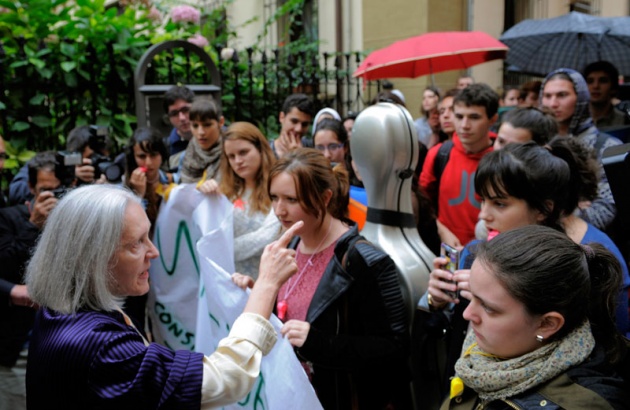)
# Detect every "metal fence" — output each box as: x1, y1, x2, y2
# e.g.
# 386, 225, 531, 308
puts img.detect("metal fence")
0, 38, 376, 194
213, 46, 369, 135
0, 39, 369, 146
